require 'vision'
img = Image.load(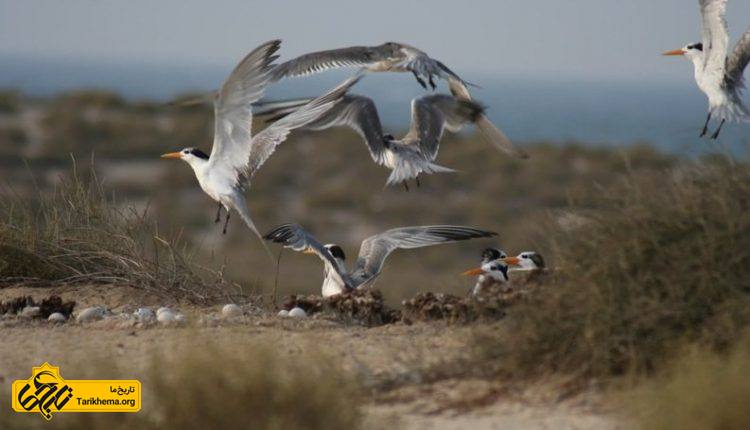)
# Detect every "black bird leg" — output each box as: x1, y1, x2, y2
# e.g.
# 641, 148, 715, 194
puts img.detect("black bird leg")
416, 176, 421, 188
428, 75, 436, 90
402, 181, 410, 192
700, 112, 712, 137
222, 211, 230, 234
214, 203, 222, 223
710, 119, 725, 140
412, 71, 427, 89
